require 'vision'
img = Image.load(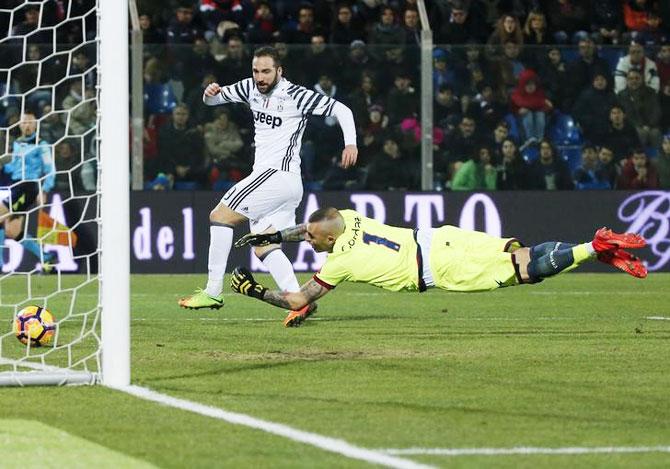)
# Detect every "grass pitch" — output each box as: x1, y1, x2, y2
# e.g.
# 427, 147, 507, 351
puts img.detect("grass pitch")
0, 273, 669, 468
